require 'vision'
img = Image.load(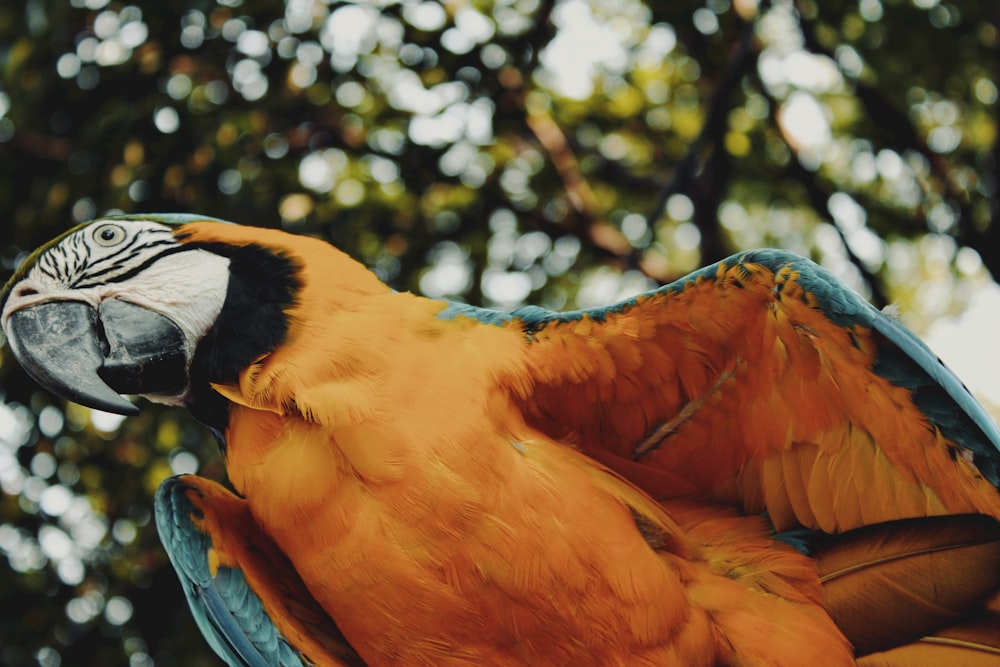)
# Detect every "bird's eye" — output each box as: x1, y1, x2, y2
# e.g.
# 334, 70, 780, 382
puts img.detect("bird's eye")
93, 224, 126, 247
